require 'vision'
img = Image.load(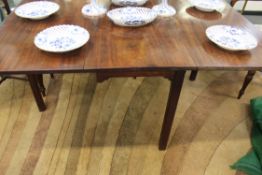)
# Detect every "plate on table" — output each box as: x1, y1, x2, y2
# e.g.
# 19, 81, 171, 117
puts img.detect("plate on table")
206, 25, 258, 51
34, 25, 90, 53
189, 0, 225, 12
107, 7, 157, 27
112, 0, 148, 6
15, 1, 60, 20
